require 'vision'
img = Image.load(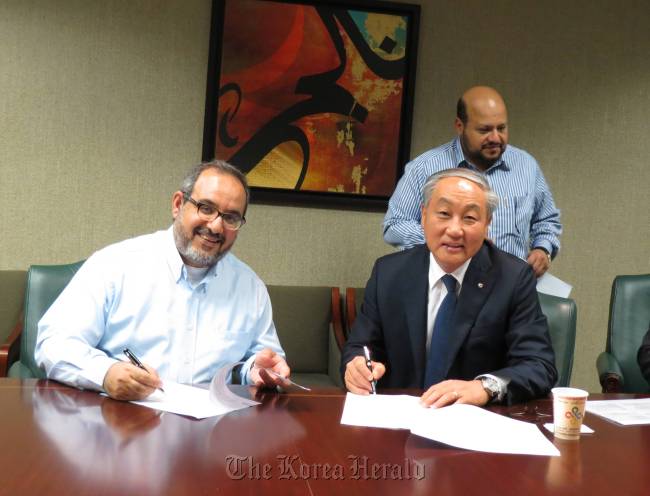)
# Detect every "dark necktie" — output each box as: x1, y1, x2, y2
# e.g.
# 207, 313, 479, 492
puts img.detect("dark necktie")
424, 274, 457, 389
